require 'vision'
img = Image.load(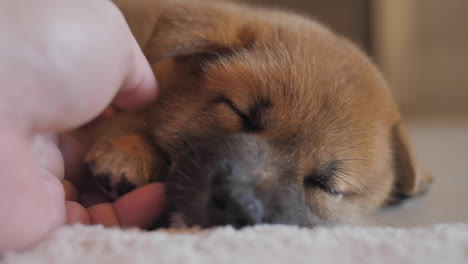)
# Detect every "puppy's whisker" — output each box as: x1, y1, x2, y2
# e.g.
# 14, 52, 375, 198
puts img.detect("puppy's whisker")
168, 181, 199, 198
185, 140, 201, 163
174, 169, 193, 184
170, 183, 188, 192
176, 142, 201, 169
178, 133, 202, 164
179, 150, 201, 169
170, 182, 193, 193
